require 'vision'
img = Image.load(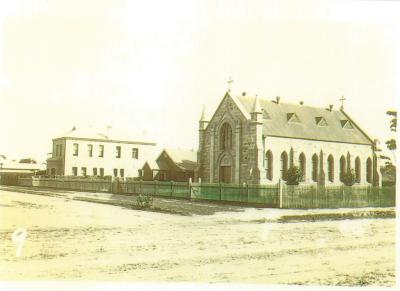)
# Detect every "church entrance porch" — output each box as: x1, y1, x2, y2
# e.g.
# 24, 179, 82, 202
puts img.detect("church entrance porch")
219, 166, 232, 183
